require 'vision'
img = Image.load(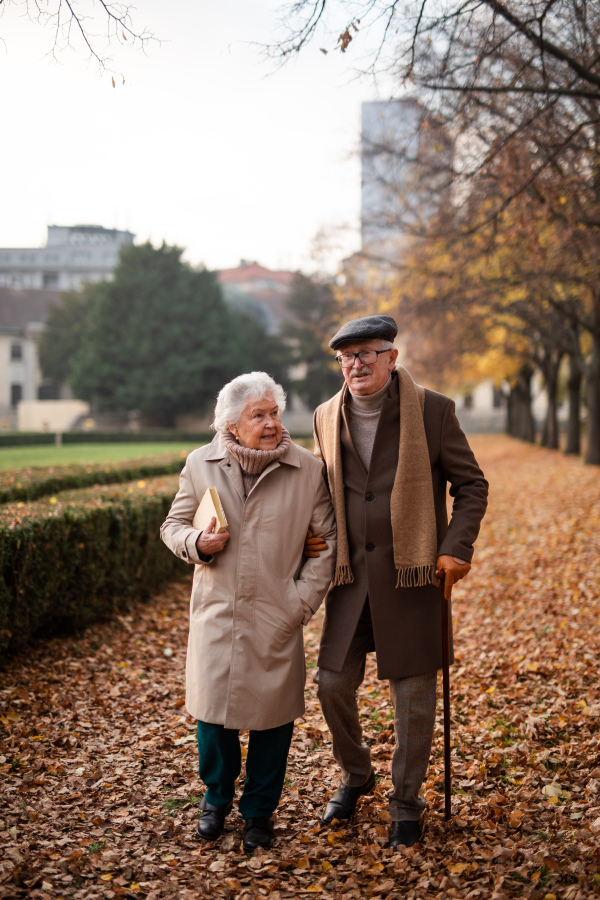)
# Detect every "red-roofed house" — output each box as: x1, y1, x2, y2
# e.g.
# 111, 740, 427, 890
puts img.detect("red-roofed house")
217, 261, 296, 336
